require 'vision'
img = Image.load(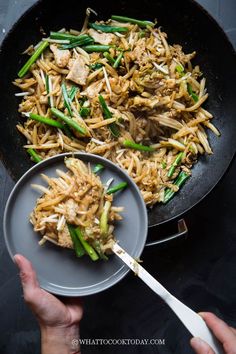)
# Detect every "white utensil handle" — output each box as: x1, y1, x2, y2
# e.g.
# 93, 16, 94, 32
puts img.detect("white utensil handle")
112, 242, 223, 354
166, 296, 223, 354
112, 242, 170, 299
